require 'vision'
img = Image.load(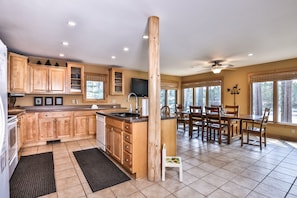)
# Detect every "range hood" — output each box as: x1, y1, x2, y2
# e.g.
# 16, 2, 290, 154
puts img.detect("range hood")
9, 93, 25, 97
